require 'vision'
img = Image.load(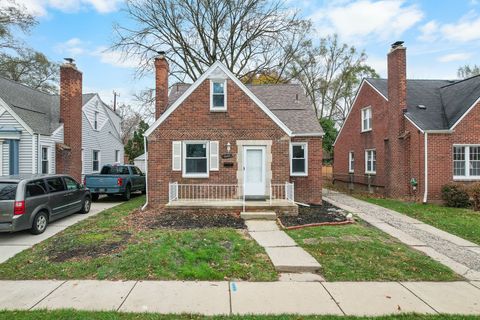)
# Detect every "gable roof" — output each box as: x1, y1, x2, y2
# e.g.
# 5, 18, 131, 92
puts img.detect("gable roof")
366, 76, 480, 130
0, 76, 119, 135
145, 61, 323, 137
